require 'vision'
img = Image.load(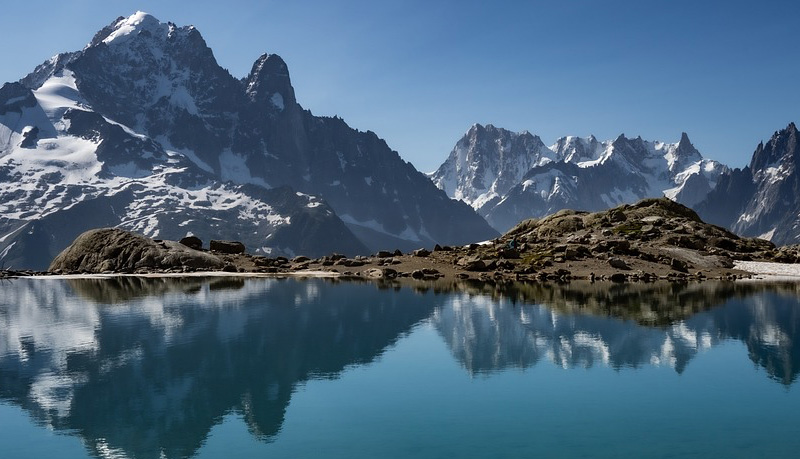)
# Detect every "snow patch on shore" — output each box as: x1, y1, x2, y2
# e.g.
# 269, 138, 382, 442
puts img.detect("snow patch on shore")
734, 261, 800, 278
